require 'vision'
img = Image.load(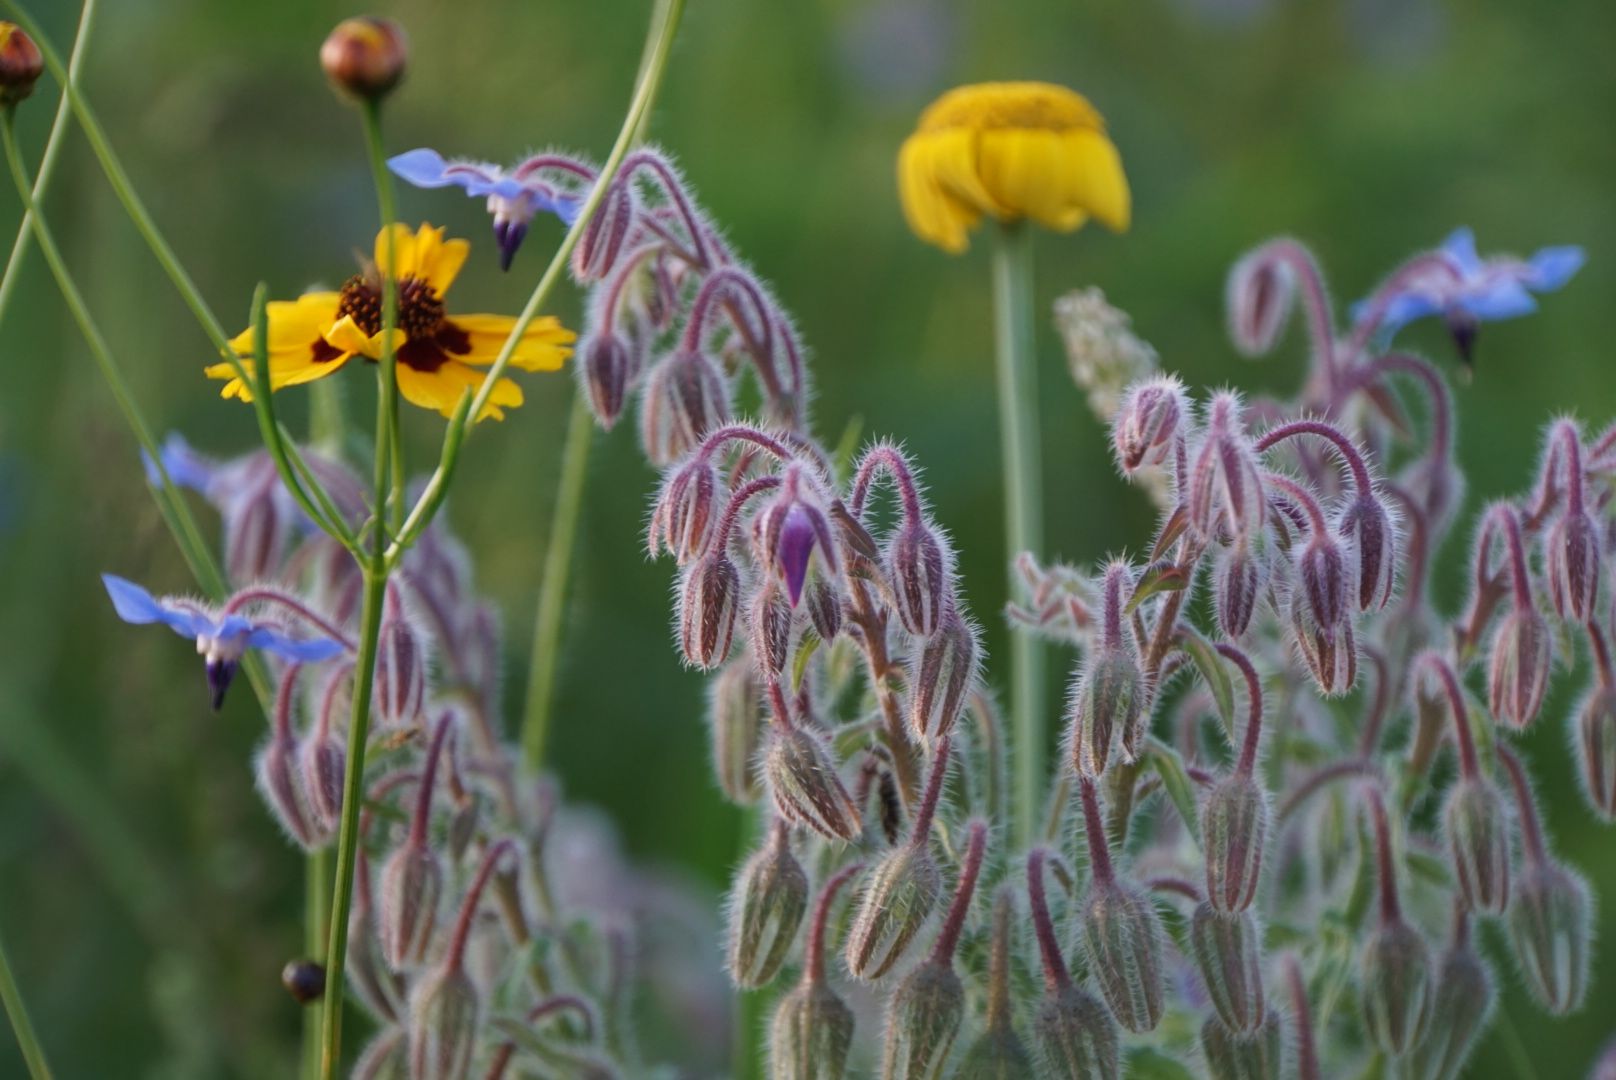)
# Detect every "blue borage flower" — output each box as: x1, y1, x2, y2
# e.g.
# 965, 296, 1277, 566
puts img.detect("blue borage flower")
102, 574, 346, 708
388, 148, 584, 271
1354, 228, 1584, 363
